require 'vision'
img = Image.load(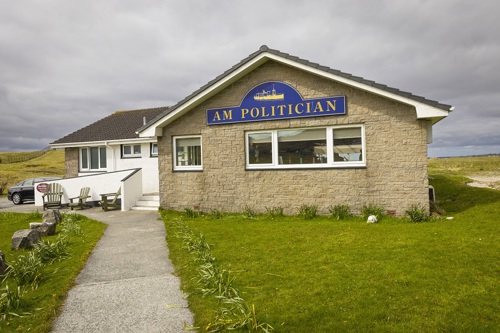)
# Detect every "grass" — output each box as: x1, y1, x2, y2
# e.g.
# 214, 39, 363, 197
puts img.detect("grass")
162, 156, 500, 332
0, 211, 106, 332
0, 150, 65, 196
